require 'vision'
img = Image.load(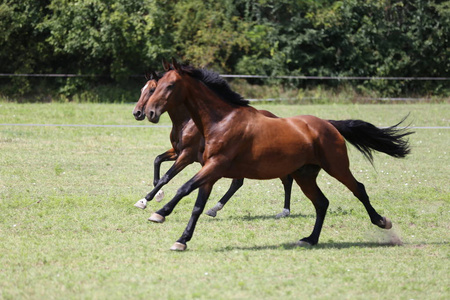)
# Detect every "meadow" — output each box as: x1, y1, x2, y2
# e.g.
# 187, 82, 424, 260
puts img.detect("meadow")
0, 102, 449, 299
